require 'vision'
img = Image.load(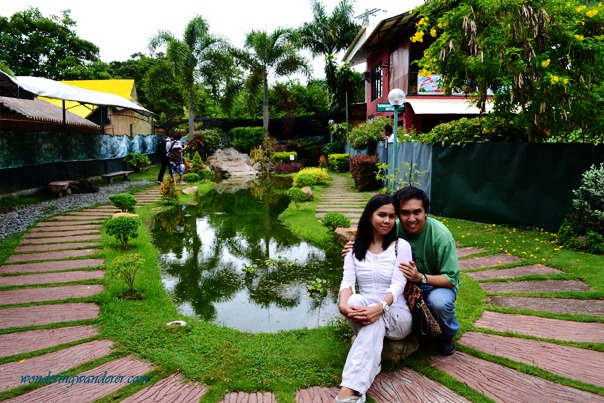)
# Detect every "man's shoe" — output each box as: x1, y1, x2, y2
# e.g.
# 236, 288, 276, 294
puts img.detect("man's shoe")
437, 339, 455, 356
335, 395, 366, 403
157, 181, 162, 185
